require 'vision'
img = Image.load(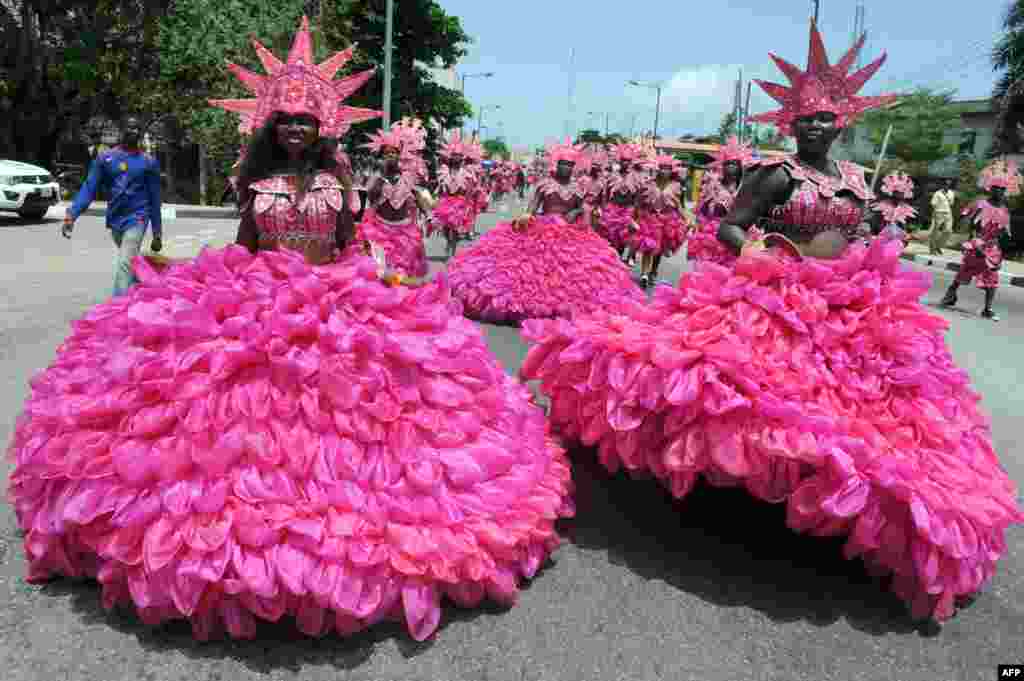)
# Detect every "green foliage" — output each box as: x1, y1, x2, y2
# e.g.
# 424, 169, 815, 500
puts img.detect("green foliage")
857, 87, 961, 172
992, 1, 1024, 153
717, 112, 737, 142
482, 138, 510, 159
